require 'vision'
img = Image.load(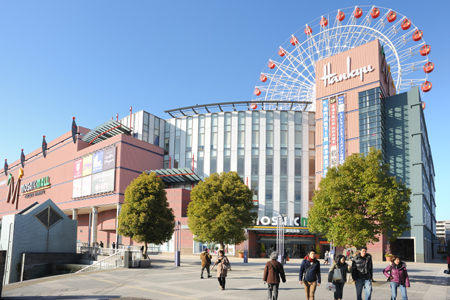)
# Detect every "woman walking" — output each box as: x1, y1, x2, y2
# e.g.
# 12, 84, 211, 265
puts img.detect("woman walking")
211, 250, 230, 290
324, 250, 330, 265
328, 255, 351, 300
383, 256, 410, 300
